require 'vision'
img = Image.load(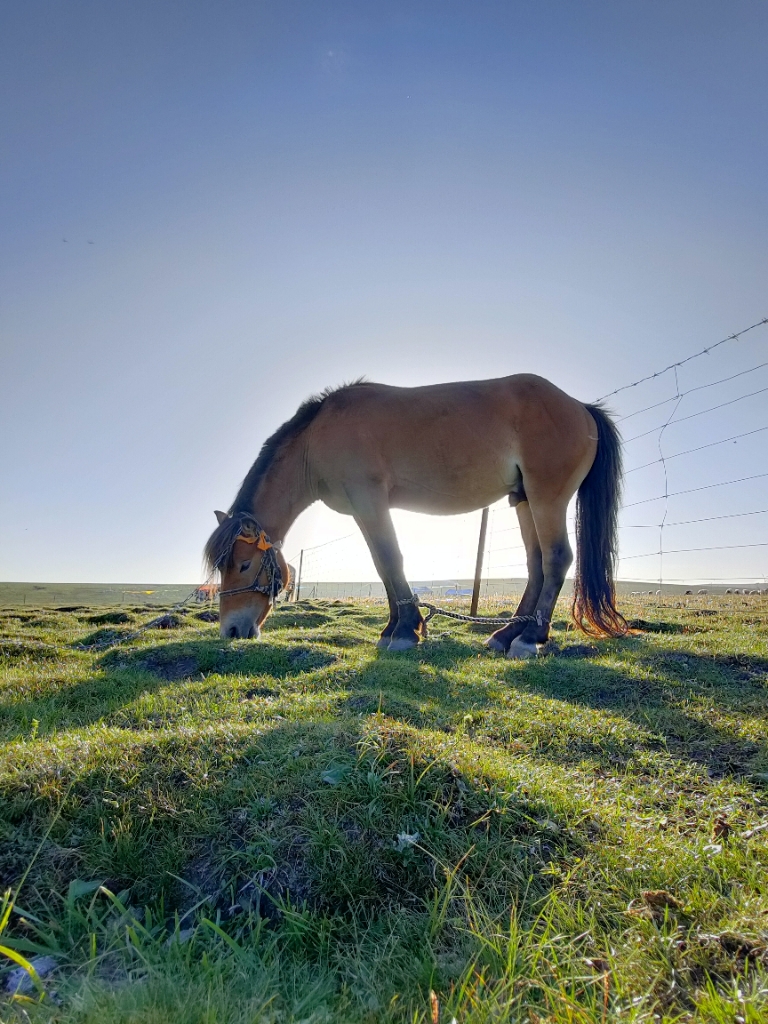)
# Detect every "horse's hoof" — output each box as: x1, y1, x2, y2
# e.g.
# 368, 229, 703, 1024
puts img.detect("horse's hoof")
506, 638, 539, 660
485, 636, 508, 654
387, 637, 418, 652
376, 637, 391, 650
